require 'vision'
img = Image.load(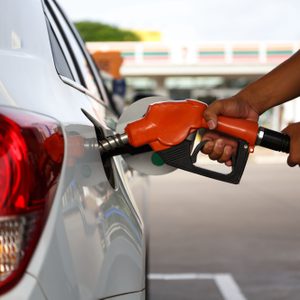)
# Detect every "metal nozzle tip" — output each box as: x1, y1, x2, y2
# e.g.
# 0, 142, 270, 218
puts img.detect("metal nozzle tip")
98, 133, 128, 154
